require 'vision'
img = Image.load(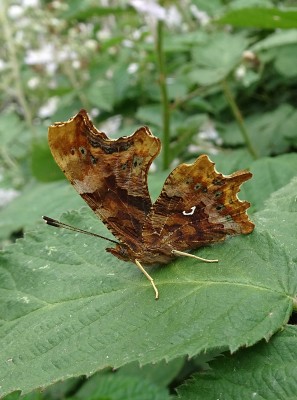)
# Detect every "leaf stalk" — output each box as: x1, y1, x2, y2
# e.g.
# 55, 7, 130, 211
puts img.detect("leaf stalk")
156, 19, 170, 170
0, 1, 35, 136
222, 78, 258, 160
